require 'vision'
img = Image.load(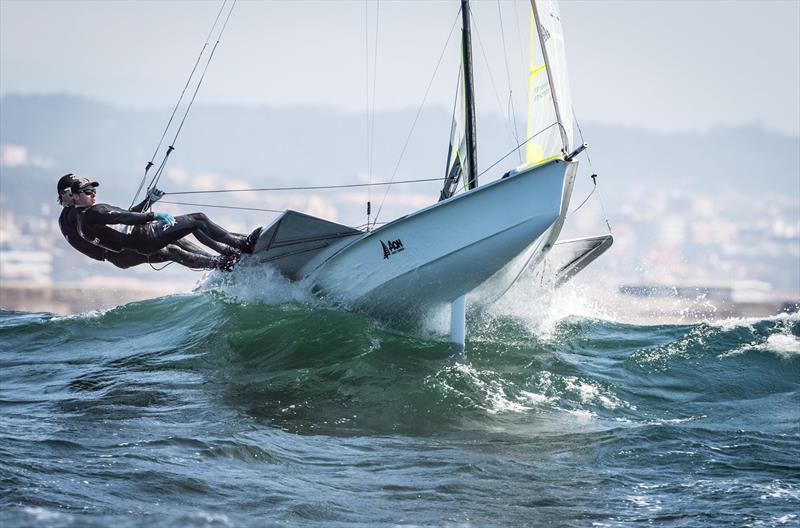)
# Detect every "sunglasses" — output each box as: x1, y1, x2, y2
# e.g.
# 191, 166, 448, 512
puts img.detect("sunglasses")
80, 188, 96, 196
